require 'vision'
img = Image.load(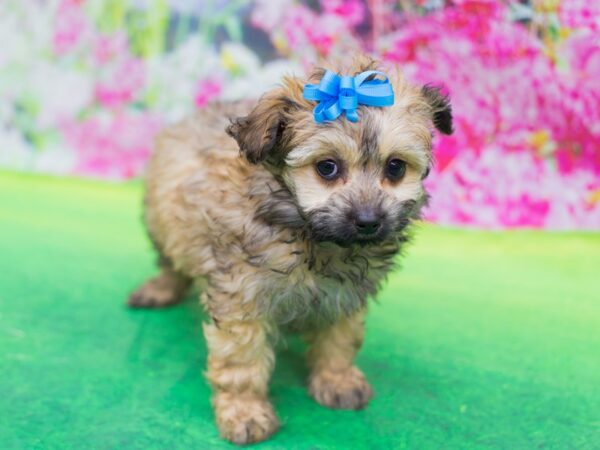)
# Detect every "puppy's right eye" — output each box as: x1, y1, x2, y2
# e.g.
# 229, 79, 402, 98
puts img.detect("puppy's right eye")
316, 160, 339, 180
